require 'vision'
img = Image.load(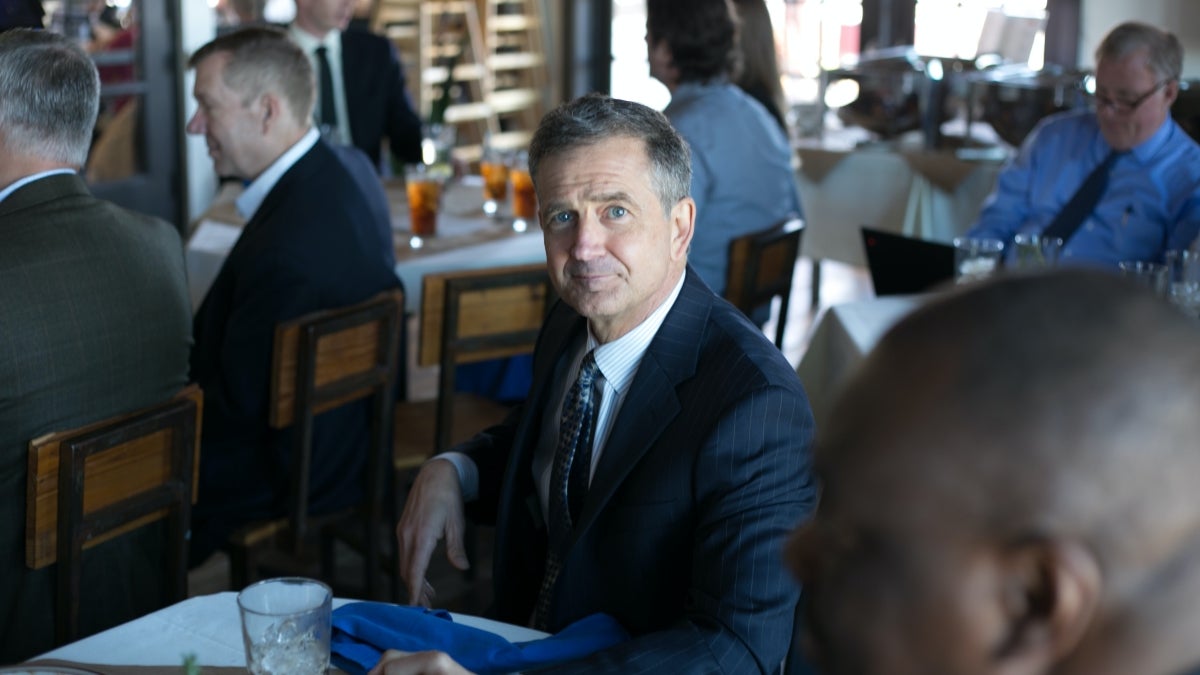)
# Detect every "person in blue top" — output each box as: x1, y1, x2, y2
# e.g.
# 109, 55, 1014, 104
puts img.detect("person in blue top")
967, 21, 1200, 267
645, 0, 803, 307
